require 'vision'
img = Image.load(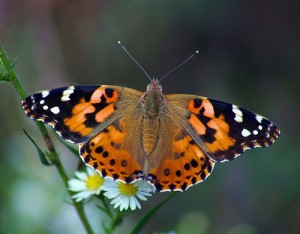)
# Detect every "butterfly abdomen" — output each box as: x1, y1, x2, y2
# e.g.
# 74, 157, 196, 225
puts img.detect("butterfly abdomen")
139, 88, 167, 156
142, 118, 159, 155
